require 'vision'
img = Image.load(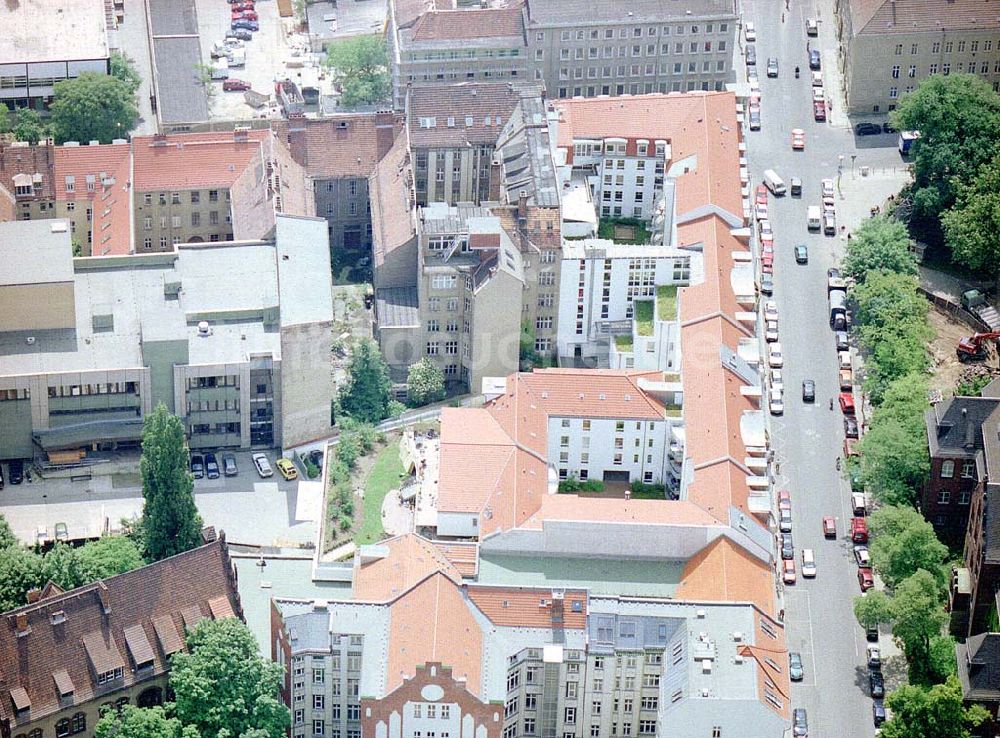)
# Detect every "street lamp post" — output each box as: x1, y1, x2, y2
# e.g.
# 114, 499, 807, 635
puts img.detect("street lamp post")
837, 154, 844, 196
851, 154, 857, 179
